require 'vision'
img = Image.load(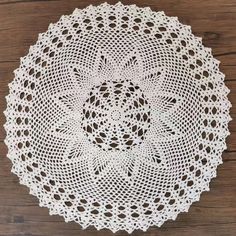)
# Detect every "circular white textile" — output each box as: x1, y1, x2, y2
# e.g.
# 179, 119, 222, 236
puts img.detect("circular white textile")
4, 2, 231, 233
